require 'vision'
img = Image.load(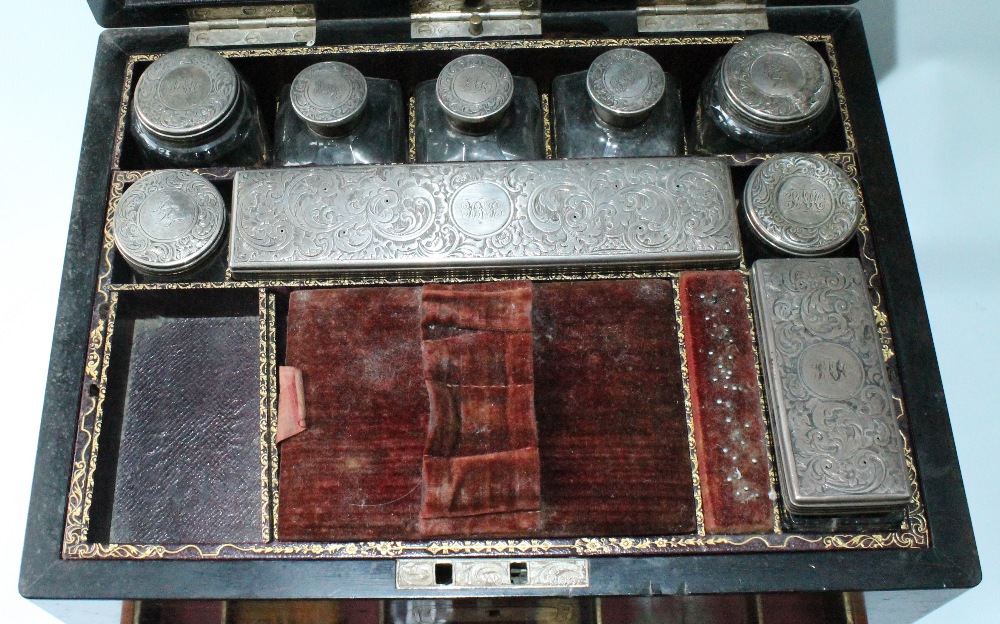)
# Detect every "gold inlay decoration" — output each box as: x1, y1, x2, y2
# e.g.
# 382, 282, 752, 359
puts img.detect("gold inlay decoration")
672, 281, 706, 536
